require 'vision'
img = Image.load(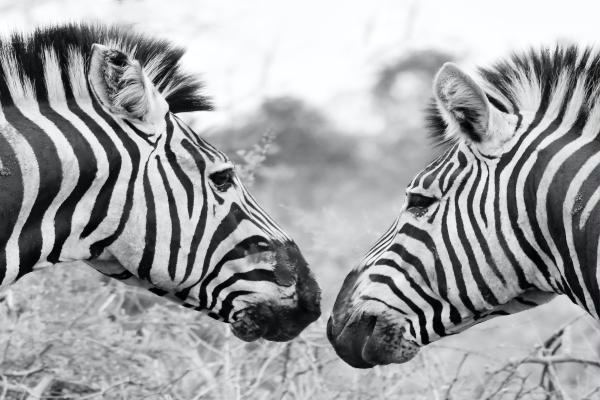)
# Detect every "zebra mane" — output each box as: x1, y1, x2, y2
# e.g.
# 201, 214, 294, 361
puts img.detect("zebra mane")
426, 45, 600, 144
0, 23, 212, 113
